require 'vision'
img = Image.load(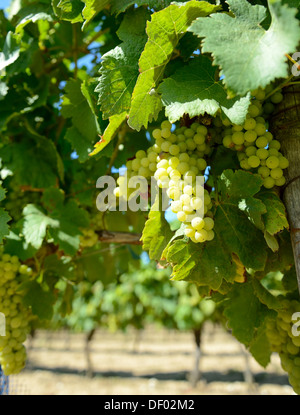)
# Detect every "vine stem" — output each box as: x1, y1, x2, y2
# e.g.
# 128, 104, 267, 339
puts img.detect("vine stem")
72, 24, 79, 79
270, 84, 300, 295
265, 73, 295, 101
